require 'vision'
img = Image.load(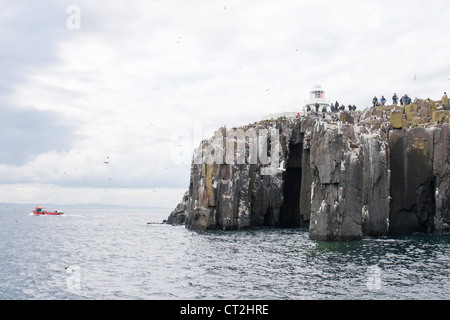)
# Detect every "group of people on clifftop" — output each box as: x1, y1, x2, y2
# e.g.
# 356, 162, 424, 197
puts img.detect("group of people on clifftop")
302, 91, 448, 117
305, 101, 356, 113
373, 93, 412, 107
330, 101, 357, 112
